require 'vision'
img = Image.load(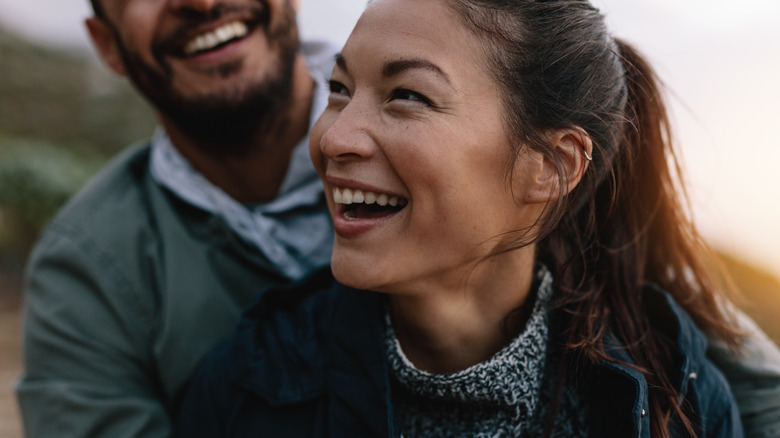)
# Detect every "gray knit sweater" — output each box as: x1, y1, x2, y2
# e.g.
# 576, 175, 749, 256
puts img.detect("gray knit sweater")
385, 268, 589, 437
